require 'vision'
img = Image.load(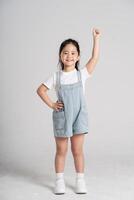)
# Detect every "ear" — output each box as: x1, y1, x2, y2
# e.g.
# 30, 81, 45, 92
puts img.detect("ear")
77, 55, 80, 61
59, 54, 62, 62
